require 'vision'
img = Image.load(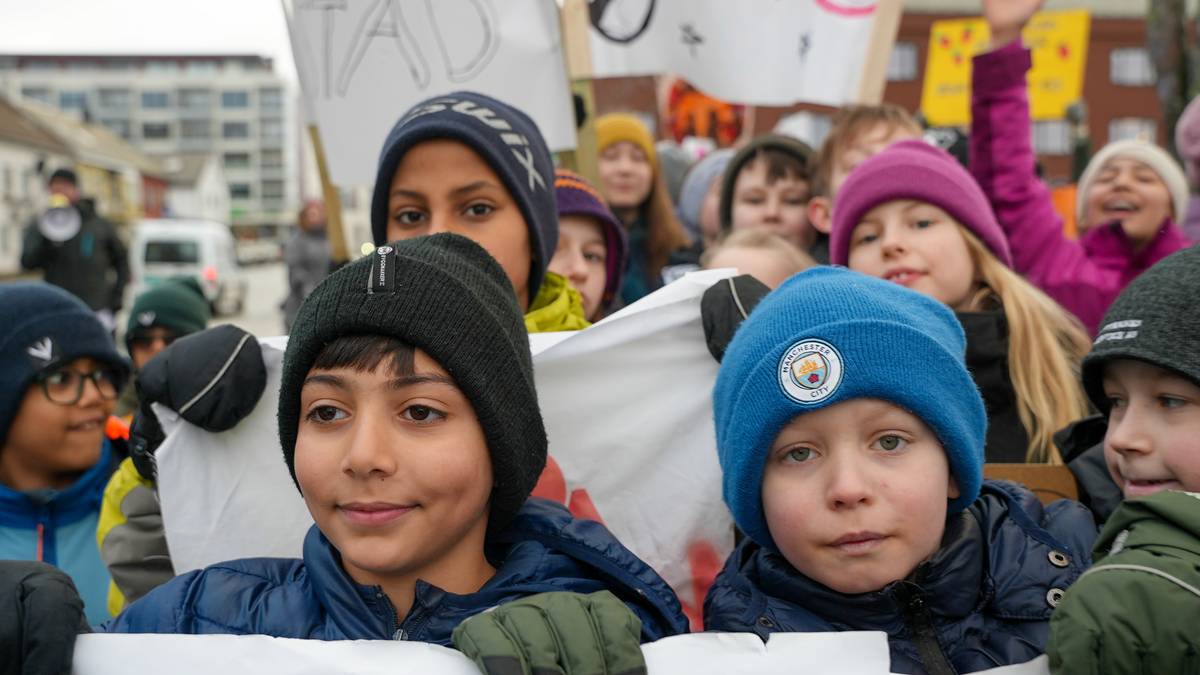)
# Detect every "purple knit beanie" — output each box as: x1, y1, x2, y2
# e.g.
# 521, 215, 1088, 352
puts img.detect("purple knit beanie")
830, 139, 1012, 267
554, 169, 628, 312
